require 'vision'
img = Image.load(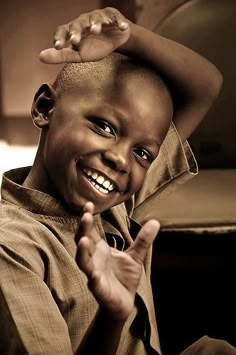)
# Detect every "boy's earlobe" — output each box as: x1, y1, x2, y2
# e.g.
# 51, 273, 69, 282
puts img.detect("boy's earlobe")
31, 83, 56, 128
